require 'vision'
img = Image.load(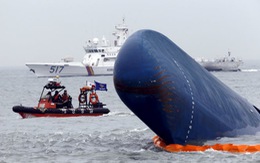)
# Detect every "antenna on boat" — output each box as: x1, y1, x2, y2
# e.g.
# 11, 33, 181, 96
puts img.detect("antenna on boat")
122, 17, 125, 24
113, 18, 128, 47
228, 49, 231, 57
